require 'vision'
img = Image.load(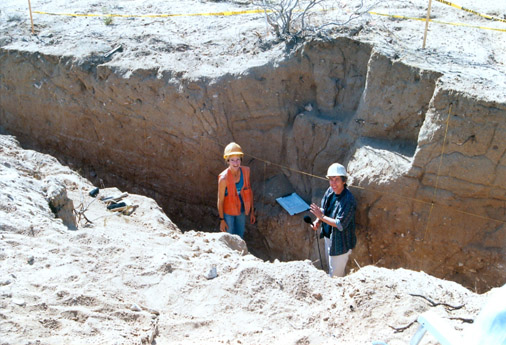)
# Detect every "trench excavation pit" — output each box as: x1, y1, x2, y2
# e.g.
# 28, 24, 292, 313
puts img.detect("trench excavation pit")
1, 38, 505, 293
